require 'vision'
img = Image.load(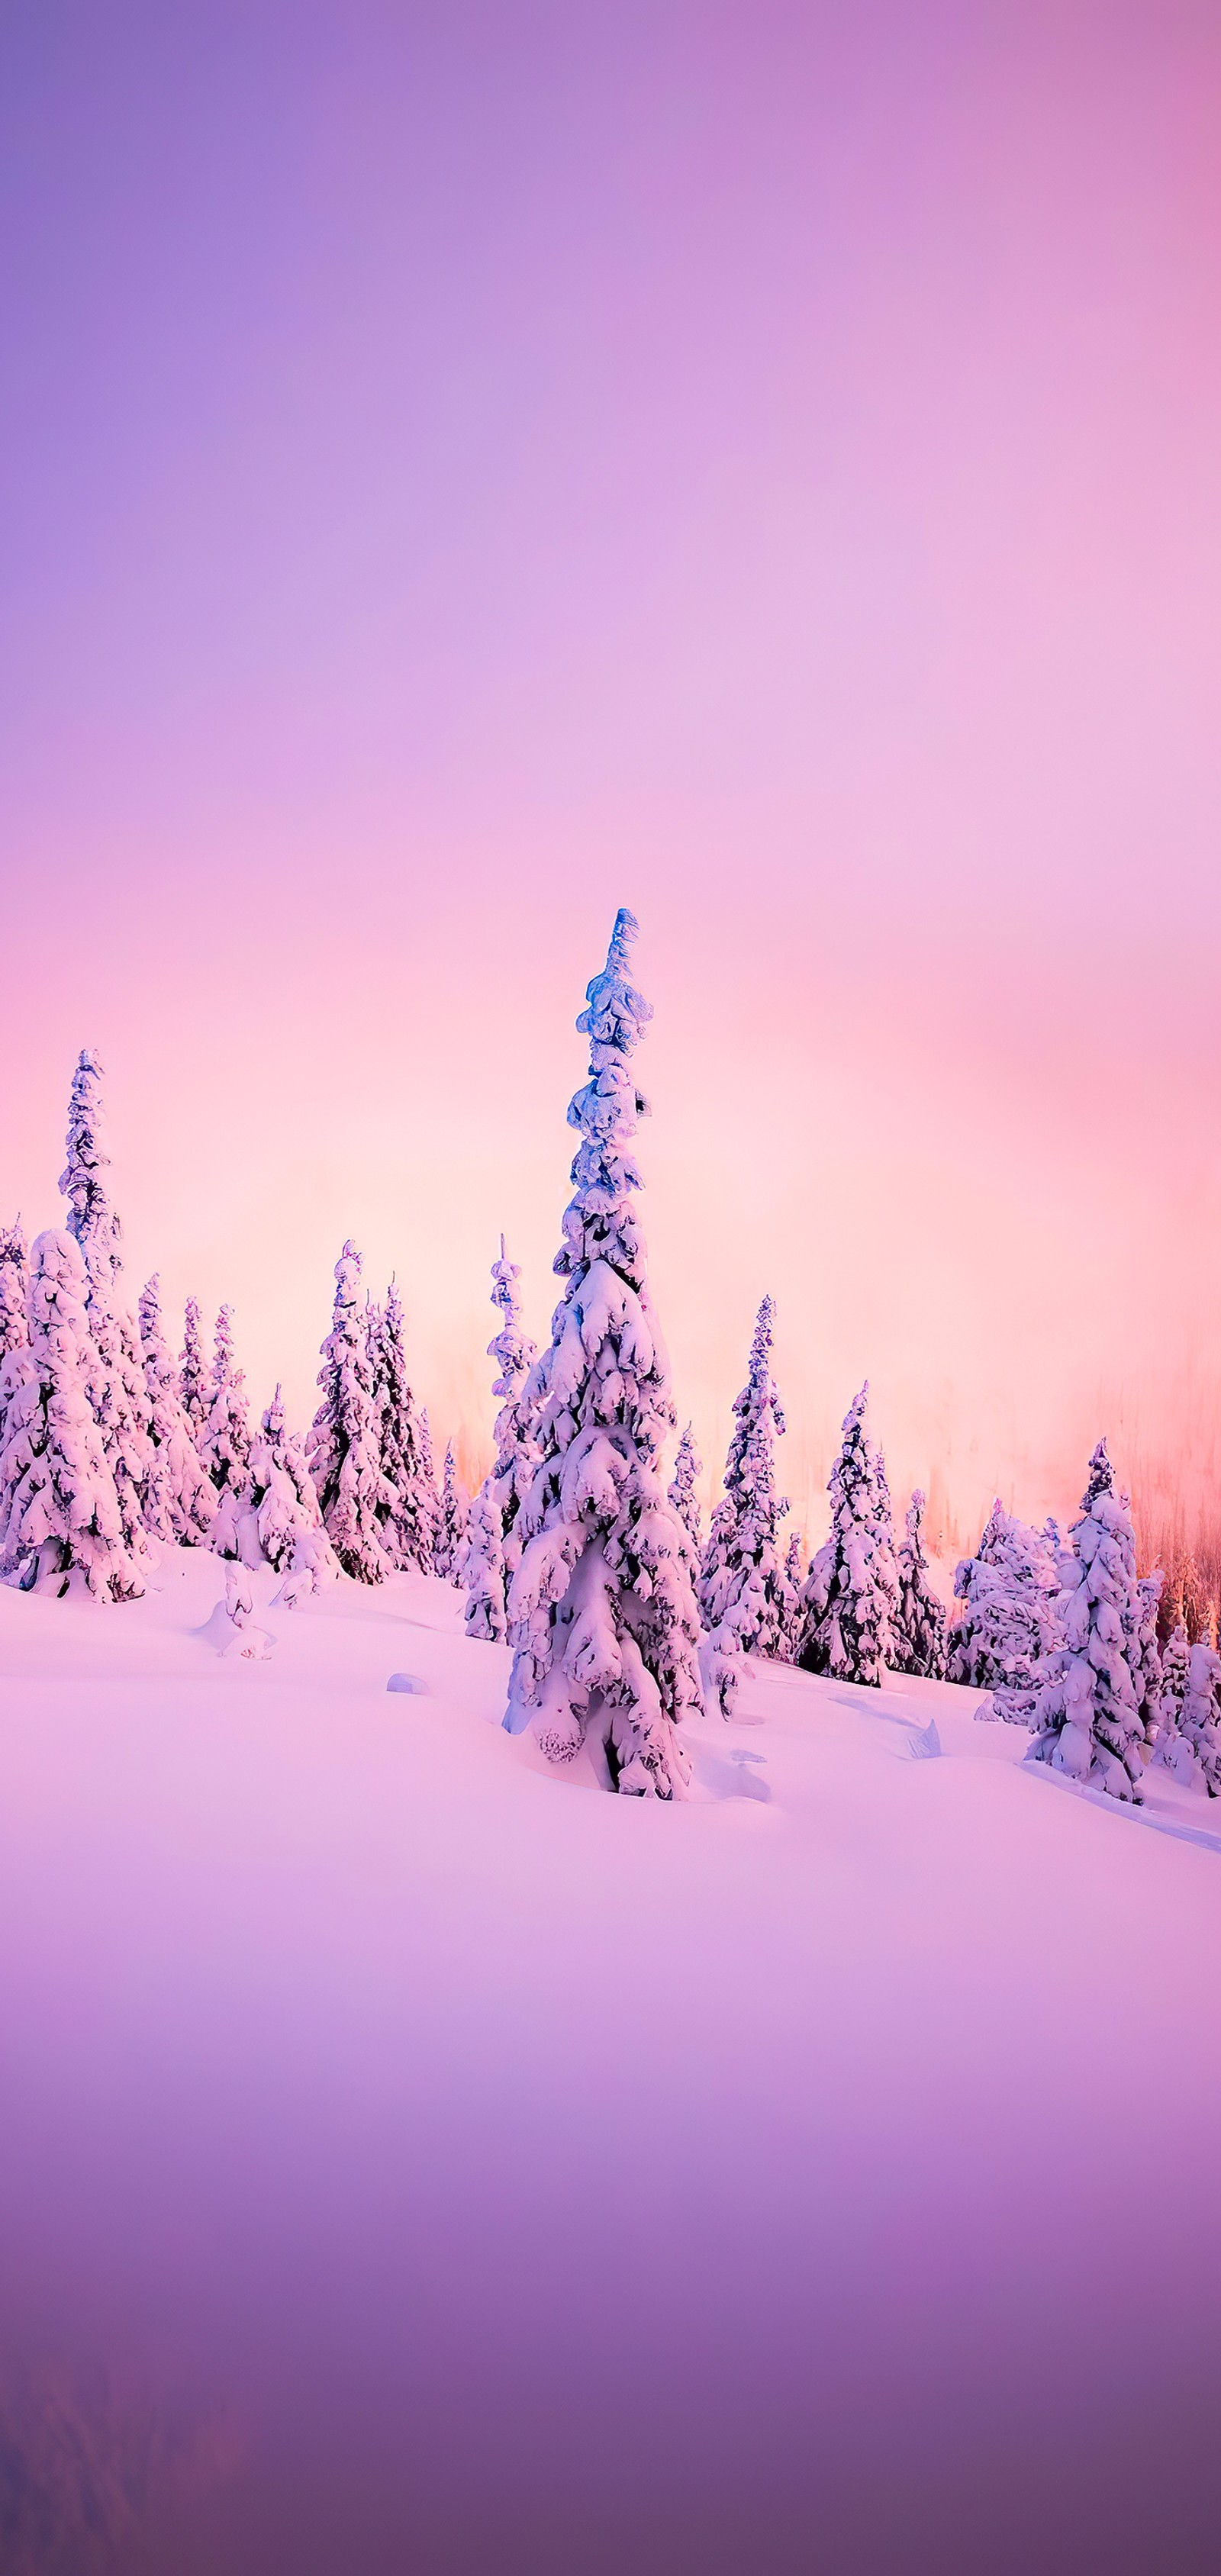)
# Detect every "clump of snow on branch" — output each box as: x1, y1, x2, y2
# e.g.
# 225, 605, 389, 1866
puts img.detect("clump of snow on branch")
0, 1230, 144, 1602
892, 1489, 947, 1679
504, 909, 702, 1795
1025, 1442, 1147, 1802
308, 1243, 387, 1584
138, 1276, 216, 1546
